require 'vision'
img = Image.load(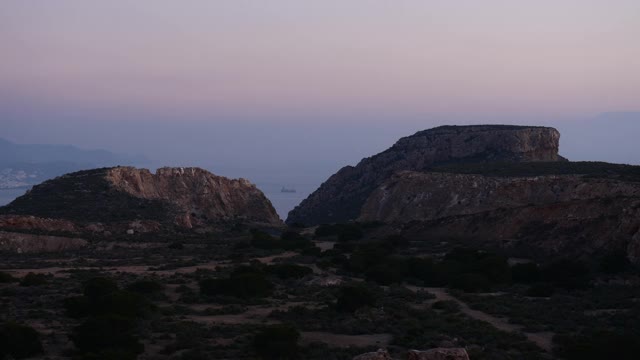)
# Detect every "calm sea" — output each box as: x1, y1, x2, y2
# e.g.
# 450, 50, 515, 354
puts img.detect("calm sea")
256, 183, 317, 221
